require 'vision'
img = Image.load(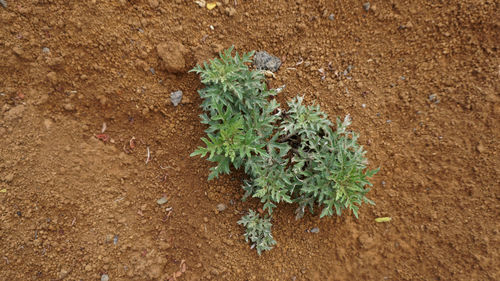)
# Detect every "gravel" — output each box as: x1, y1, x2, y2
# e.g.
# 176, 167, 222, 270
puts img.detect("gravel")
253, 51, 282, 72
170, 90, 183, 106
